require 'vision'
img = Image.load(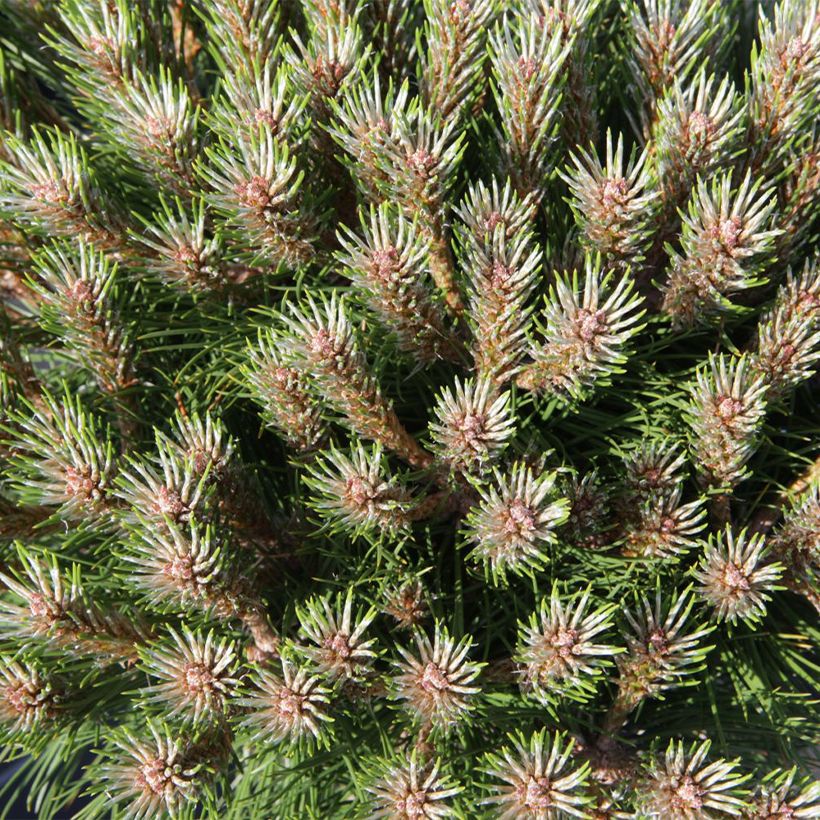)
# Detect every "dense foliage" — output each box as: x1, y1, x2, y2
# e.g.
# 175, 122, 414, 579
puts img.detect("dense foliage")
0, 0, 818, 817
